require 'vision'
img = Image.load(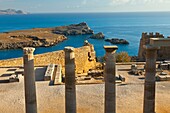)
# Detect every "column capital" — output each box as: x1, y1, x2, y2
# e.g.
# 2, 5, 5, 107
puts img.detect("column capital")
23, 47, 35, 55
104, 45, 118, 53
143, 45, 160, 50
64, 47, 74, 52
